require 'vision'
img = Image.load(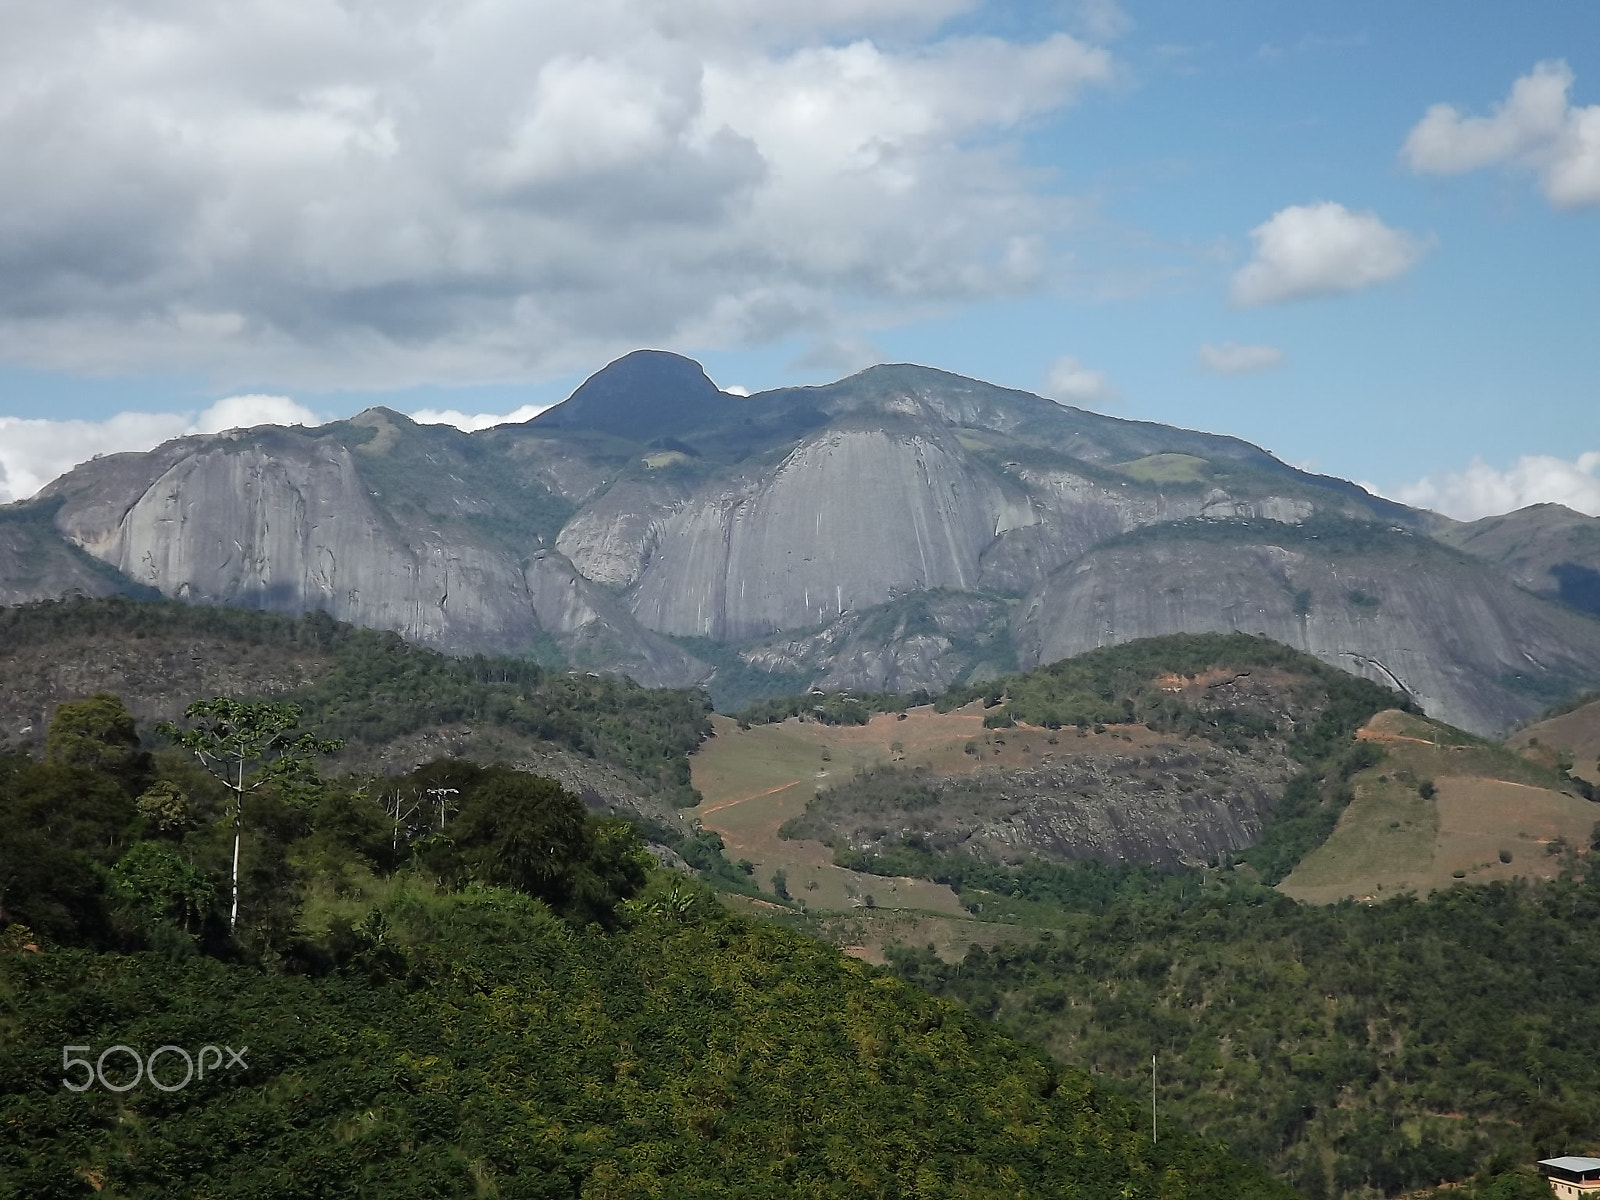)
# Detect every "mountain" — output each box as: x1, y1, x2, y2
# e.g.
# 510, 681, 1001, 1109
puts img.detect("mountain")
1430, 502, 1600, 616
1011, 517, 1600, 735
6, 350, 1599, 736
